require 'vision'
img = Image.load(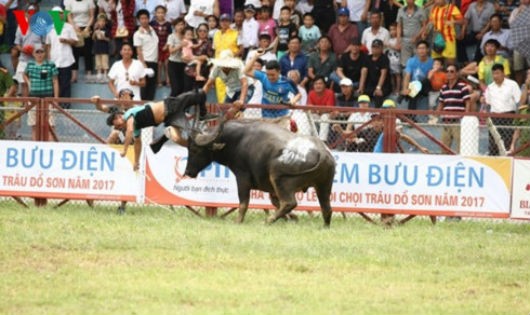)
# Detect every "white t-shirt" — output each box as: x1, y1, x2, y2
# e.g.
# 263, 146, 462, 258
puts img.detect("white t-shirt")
108, 59, 146, 100
241, 18, 259, 48
184, 0, 214, 28
361, 27, 390, 54
133, 26, 159, 63
97, 0, 112, 17
166, 32, 183, 62
45, 23, 77, 68
162, 0, 187, 22
346, 0, 367, 22
64, 0, 96, 27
